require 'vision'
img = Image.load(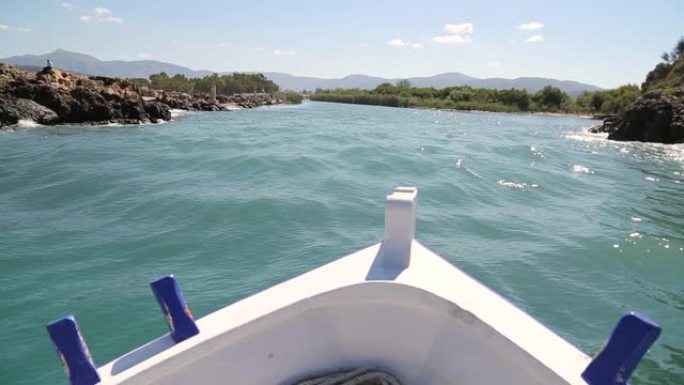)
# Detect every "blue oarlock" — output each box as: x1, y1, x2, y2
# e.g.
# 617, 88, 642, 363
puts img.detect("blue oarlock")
46, 315, 100, 385
582, 311, 661, 385
150, 274, 199, 343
